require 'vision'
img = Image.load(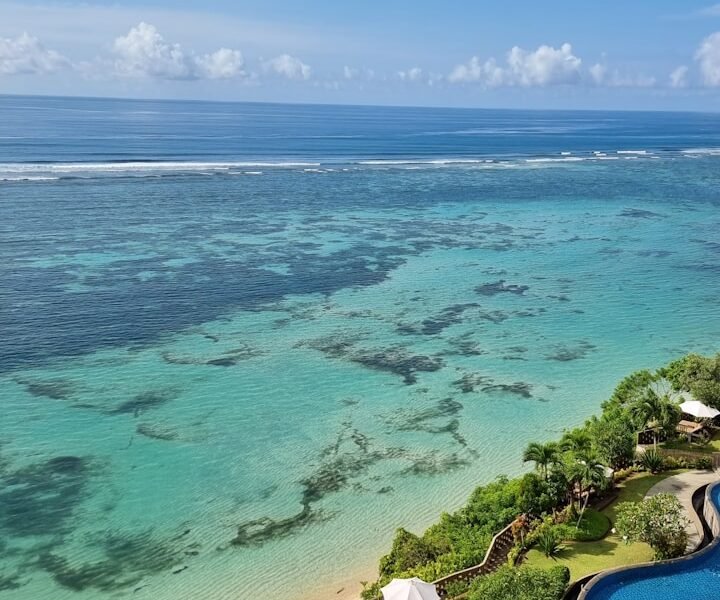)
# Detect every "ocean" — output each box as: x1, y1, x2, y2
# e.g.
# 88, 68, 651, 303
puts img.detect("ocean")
1, 95, 719, 600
